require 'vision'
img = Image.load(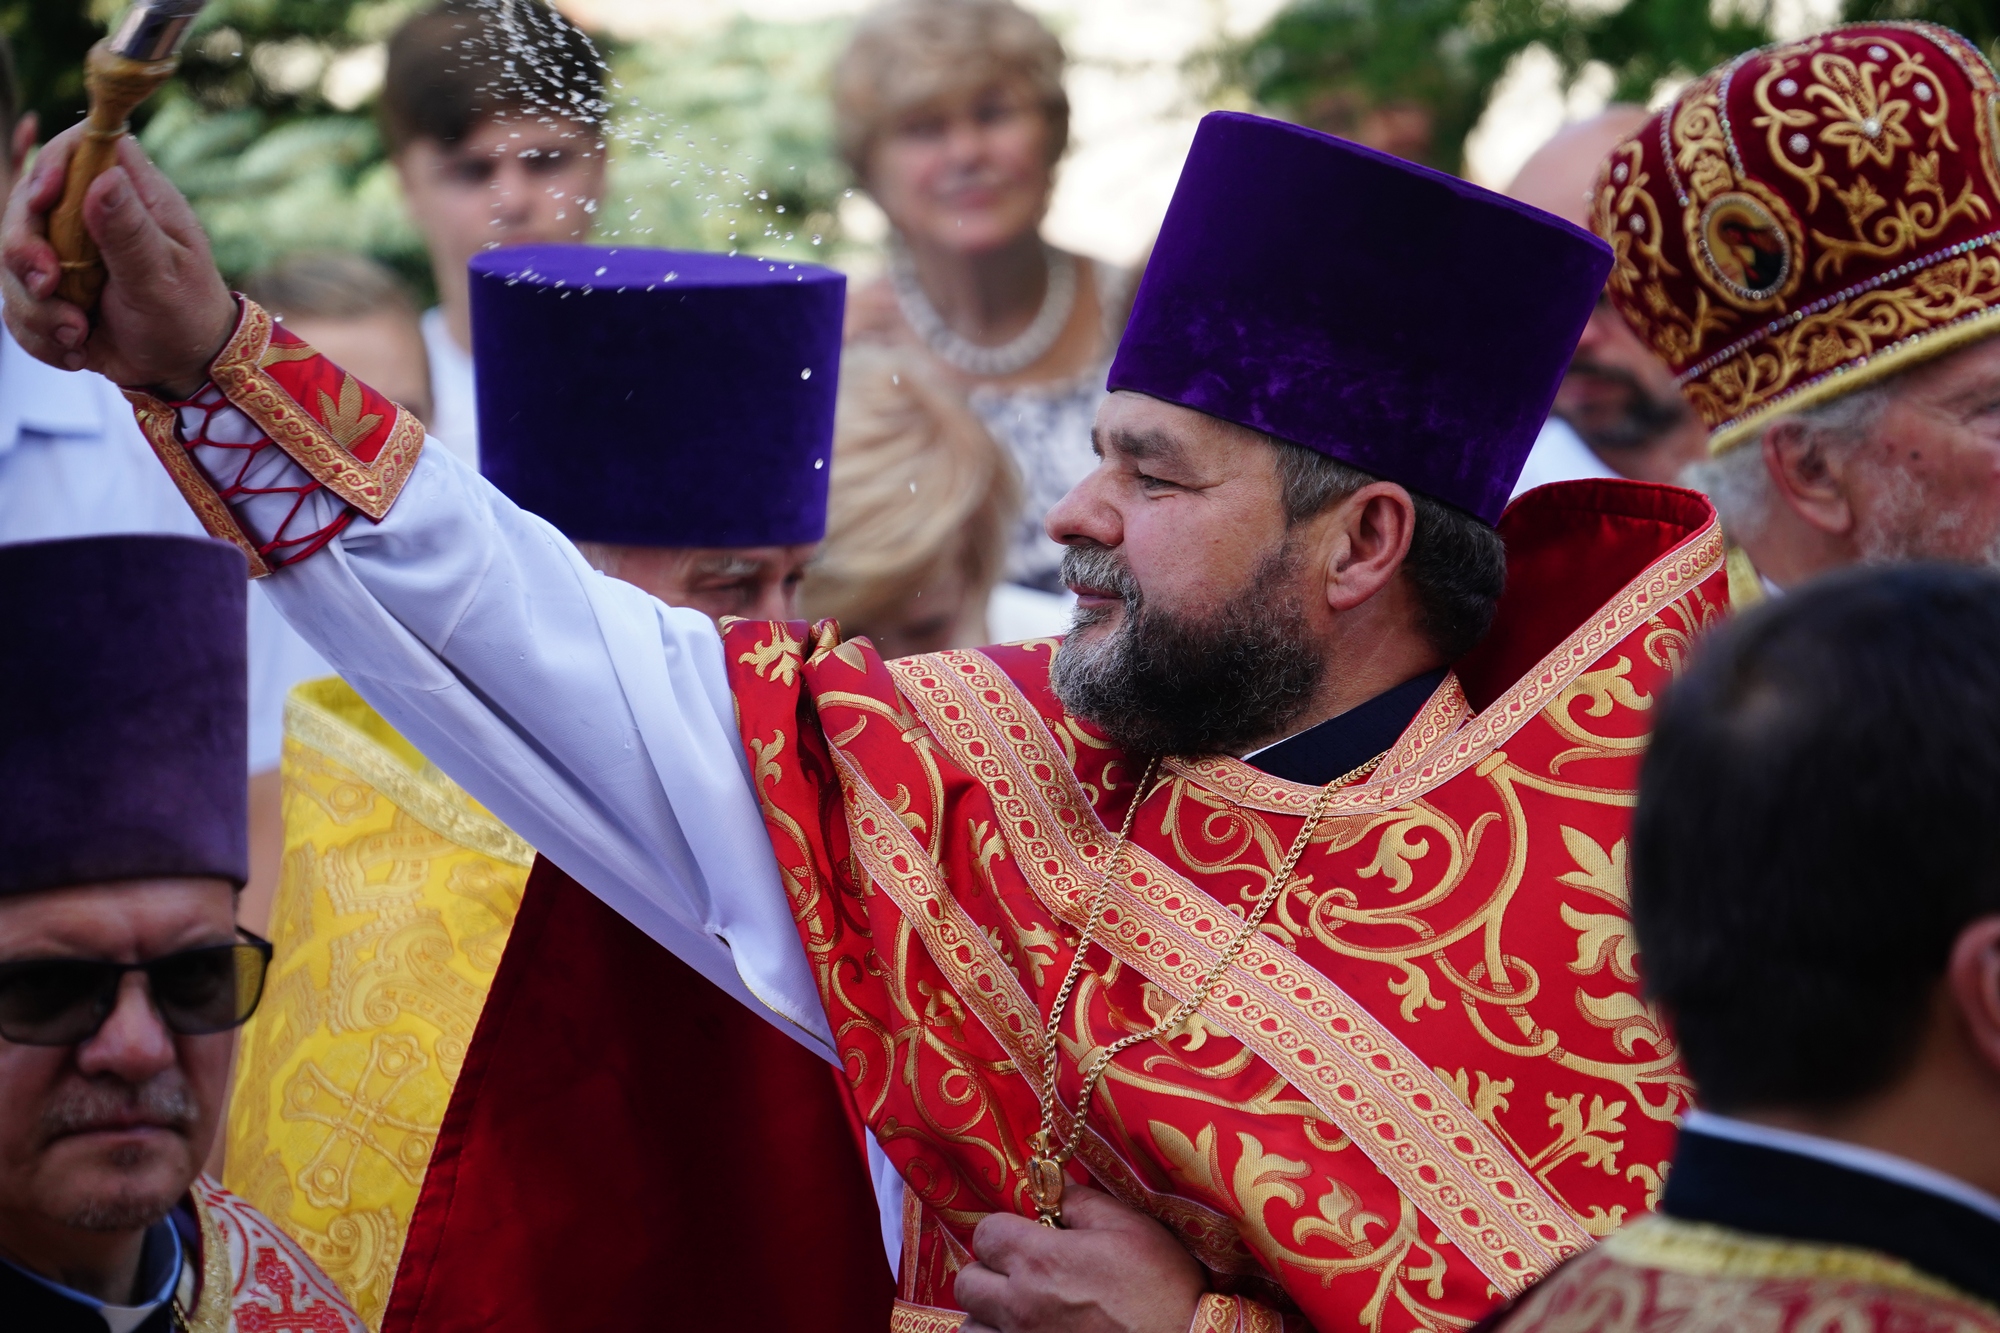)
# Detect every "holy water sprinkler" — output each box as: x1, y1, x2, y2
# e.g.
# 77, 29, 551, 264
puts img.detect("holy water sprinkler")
49, 0, 207, 309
